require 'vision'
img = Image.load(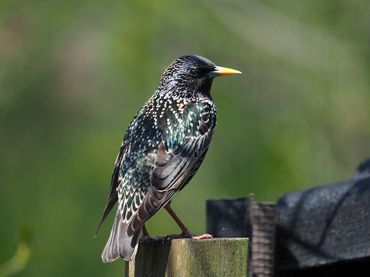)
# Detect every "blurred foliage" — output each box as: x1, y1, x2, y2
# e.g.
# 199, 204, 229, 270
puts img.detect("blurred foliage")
1, 0, 369, 276
0, 226, 31, 277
